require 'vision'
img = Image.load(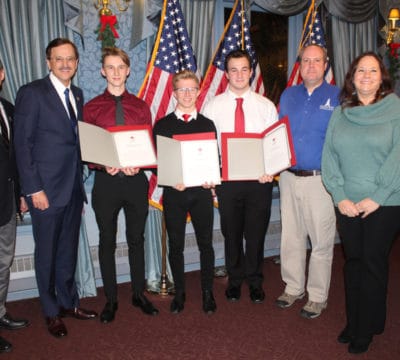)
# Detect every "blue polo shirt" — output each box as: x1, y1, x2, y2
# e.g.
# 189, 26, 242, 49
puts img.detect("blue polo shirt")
279, 81, 339, 170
